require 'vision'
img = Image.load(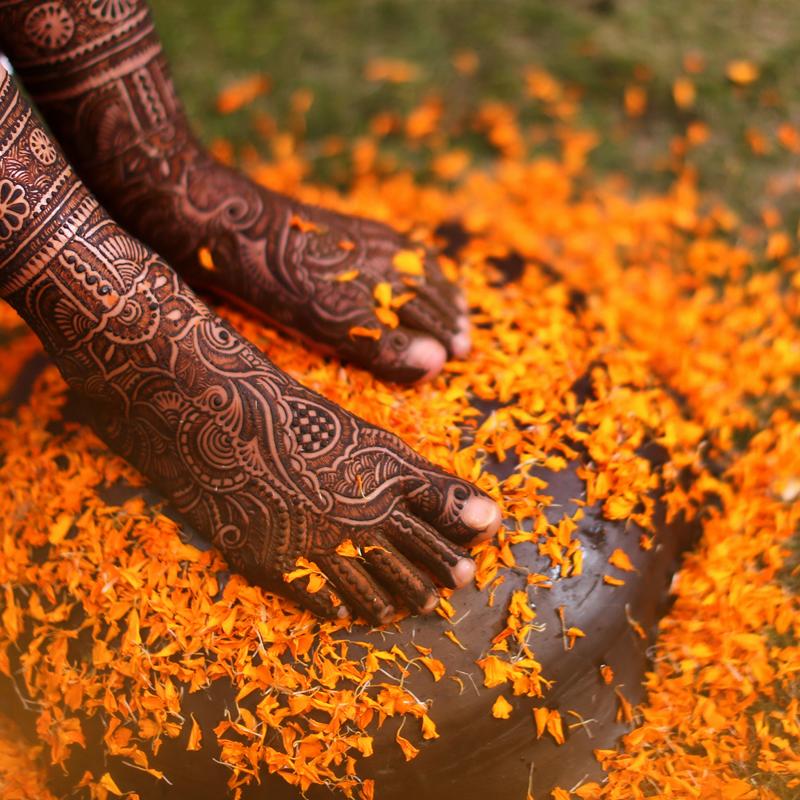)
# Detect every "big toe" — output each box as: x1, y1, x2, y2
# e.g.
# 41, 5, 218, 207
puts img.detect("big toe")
348, 325, 448, 384
405, 336, 447, 382
406, 471, 504, 546
460, 496, 503, 542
